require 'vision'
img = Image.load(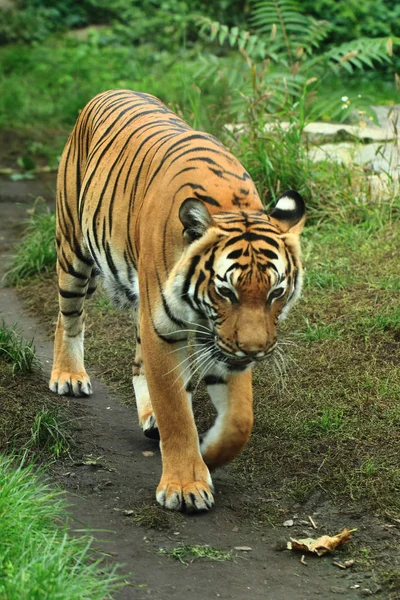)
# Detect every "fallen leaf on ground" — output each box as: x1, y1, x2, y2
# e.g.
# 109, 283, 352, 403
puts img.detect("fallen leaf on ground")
287, 528, 356, 556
